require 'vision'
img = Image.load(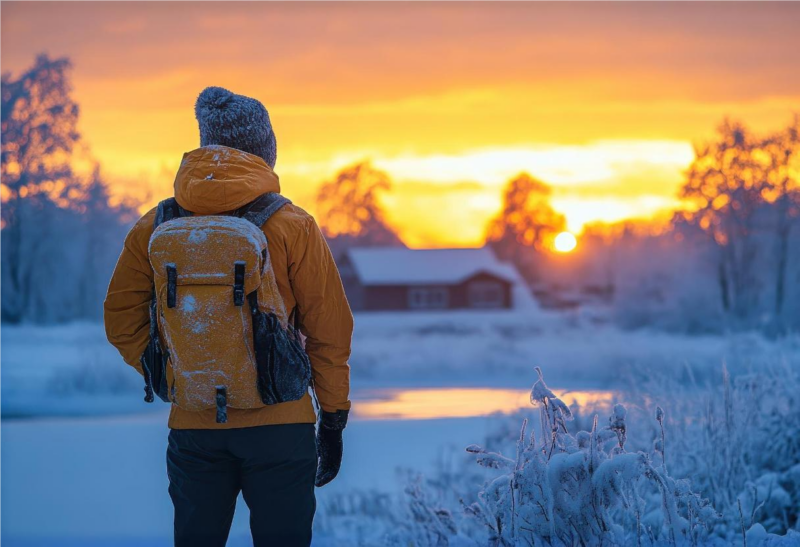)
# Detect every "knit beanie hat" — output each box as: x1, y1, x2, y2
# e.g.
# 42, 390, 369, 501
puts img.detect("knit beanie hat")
194, 86, 277, 168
